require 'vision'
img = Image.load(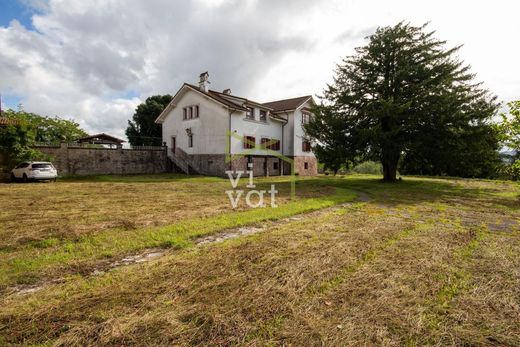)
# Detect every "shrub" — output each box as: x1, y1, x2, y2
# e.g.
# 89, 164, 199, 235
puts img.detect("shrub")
509, 160, 520, 181
351, 161, 382, 175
